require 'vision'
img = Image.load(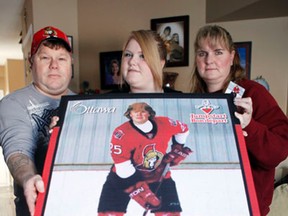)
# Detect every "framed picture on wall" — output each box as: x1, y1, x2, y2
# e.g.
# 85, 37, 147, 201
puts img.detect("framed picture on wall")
99, 51, 122, 90
35, 93, 260, 216
151, 15, 189, 67
234, 41, 252, 79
